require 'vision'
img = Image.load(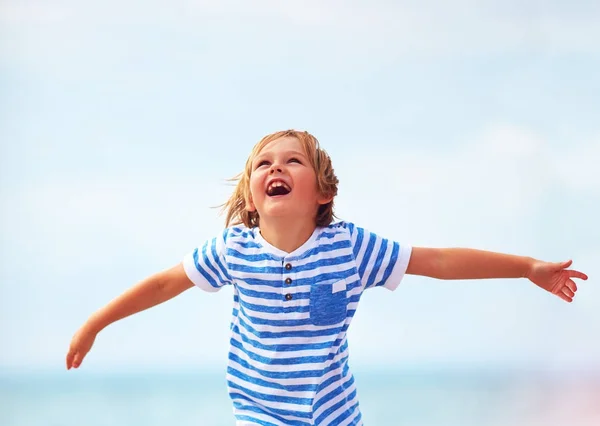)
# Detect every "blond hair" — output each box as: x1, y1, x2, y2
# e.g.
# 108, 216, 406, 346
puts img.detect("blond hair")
221, 130, 339, 228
